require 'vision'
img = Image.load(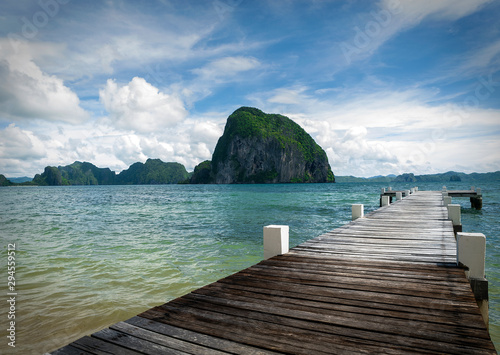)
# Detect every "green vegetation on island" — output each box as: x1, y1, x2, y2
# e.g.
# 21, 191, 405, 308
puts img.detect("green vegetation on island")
191, 107, 335, 184
0, 174, 14, 186
23, 159, 189, 186
116, 159, 189, 184
59, 161, 115, 185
